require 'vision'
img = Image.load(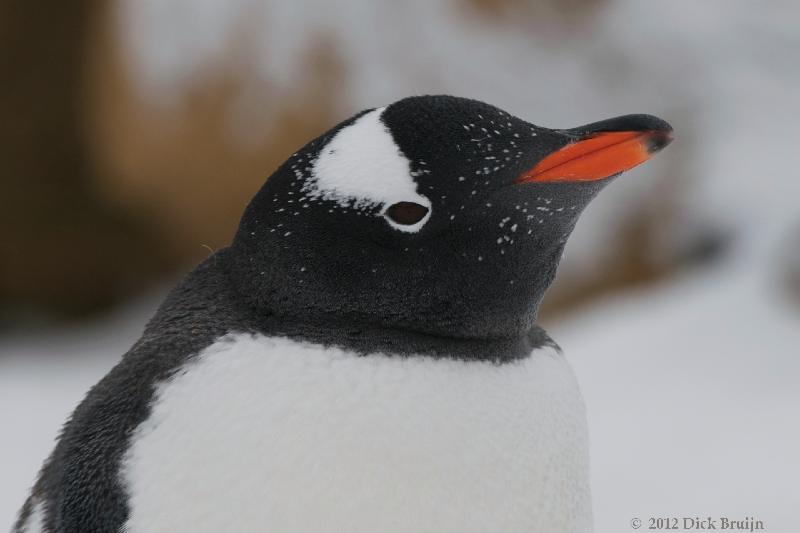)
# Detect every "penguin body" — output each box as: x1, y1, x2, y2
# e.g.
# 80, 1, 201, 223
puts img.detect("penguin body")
124, 333, 588, 533
14, 96, 671, 533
